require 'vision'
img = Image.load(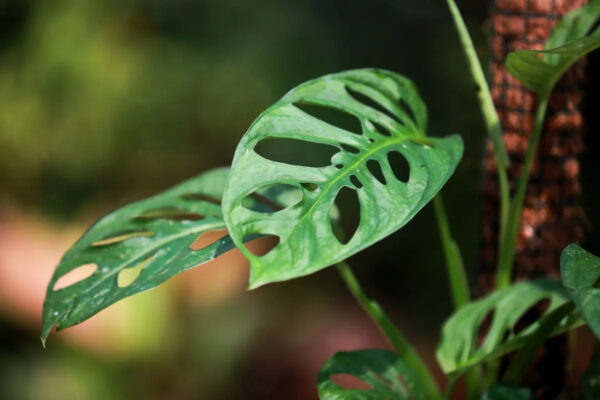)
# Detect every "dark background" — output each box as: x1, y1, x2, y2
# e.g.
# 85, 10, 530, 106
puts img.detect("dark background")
0, 0, 598, 398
